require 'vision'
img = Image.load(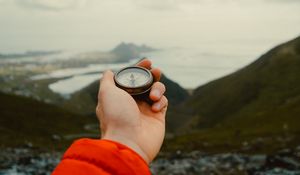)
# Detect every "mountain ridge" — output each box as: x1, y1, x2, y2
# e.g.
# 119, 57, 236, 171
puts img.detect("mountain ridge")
187, 36, 300, 128
162, 36, 300, 153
